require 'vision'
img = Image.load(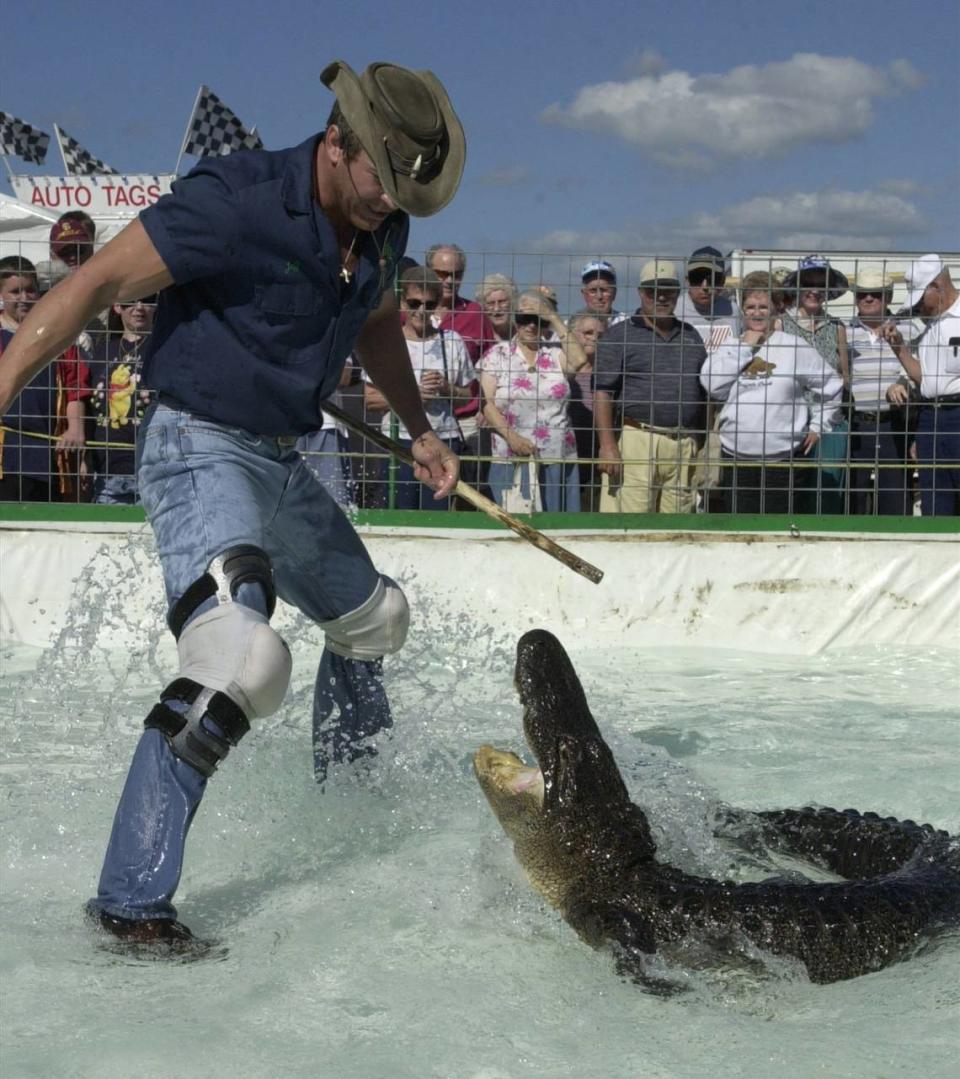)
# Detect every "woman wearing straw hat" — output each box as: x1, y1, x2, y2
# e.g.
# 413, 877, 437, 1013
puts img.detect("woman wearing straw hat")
0, 60, 468, 950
